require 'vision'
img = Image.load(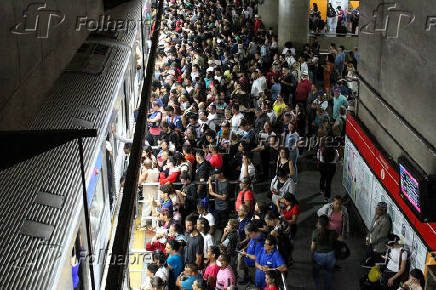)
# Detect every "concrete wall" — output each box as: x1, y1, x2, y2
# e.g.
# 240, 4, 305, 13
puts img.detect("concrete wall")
0, 0, 103, 130
278, 0, 309, 48
357, 0, 436, 174
257, 0, 279, 34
